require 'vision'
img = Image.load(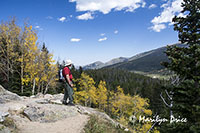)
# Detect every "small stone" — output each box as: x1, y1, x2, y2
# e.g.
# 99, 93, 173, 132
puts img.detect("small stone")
44, 94, 53, 99
30, 95, 36, 98
124, 128, 129, 132
35, 99, 50, 104
49, 100, 62, 105
0, 112, 9, 122
35, 93, 44, 98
